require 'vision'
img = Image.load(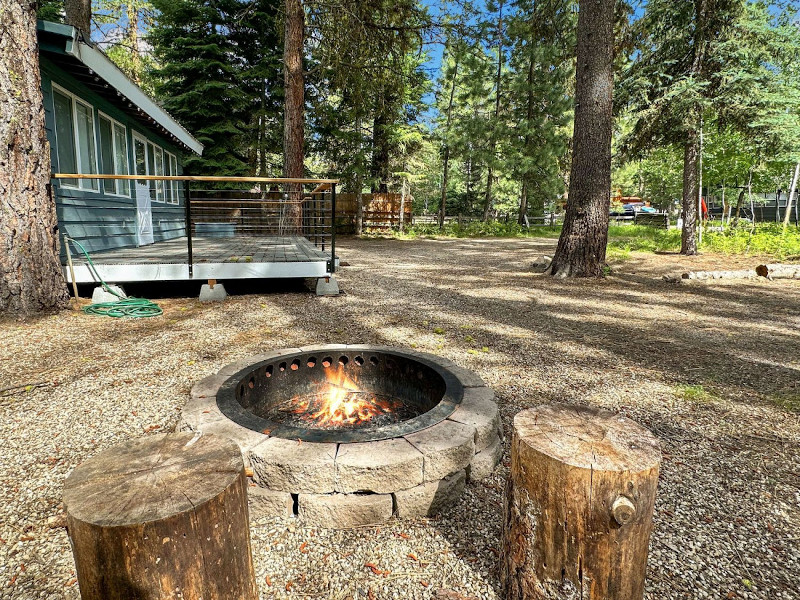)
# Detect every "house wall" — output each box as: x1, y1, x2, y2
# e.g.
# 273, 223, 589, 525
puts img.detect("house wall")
41, 57, 188, 255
